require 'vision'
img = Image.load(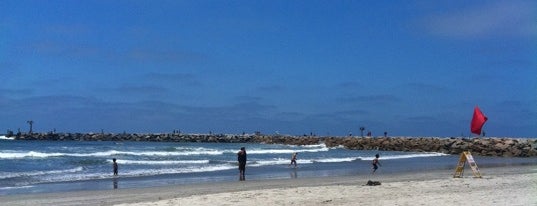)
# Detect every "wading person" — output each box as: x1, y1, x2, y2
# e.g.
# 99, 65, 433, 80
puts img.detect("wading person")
289, 152, 298, 168
237, 147, 247, 181
113, 158, 118, 176
371, 154, 381, 174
